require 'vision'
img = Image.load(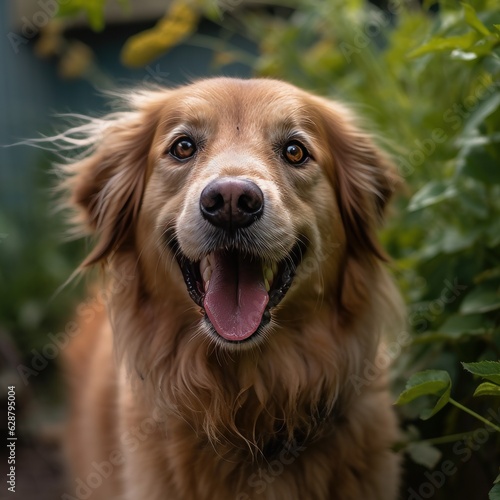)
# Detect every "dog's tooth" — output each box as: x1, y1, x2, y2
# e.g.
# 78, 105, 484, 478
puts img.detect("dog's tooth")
205, 279, 210, 291
271, 261, 278, 276
264, 279, 270, 292
265, 267, 274, 284
200, 256, 208, 276
203, 266, 212, 284
262, 263, 270, 280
